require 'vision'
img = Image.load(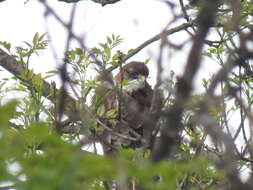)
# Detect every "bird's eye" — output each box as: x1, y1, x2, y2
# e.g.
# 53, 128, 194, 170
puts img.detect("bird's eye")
129, 72, 139, 79
126, 69, 139, 79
